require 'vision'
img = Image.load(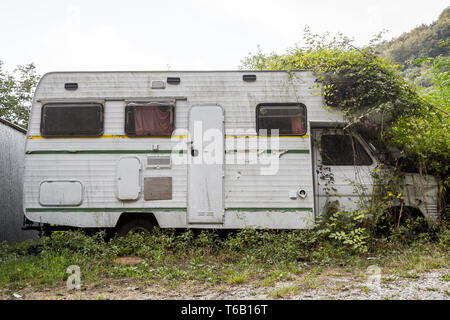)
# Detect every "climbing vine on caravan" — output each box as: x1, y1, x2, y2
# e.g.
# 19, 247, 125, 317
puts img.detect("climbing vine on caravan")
241, 27, 449, 219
